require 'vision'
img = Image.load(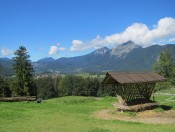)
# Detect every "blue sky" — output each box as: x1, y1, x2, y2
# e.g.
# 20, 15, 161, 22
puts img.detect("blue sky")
0, 0, 175, 61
